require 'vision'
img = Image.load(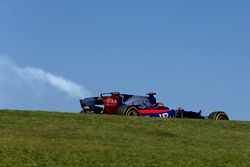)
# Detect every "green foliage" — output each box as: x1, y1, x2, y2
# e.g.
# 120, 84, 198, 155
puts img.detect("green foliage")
0, 110, 249, 167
